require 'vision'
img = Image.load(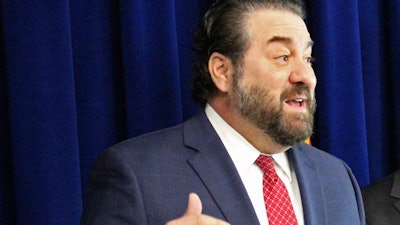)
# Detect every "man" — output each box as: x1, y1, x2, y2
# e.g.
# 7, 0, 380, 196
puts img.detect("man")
81, 0, 365, 224
362, 169, 400, 224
